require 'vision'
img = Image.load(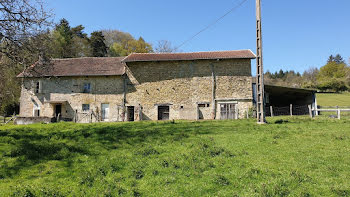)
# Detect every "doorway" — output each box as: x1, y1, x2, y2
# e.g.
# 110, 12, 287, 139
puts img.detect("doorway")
101, 104, 109, 121
55, 104, 62, 118
127, 106, 135, 121
158, 106, 169, 120
220, 103, 236, 120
